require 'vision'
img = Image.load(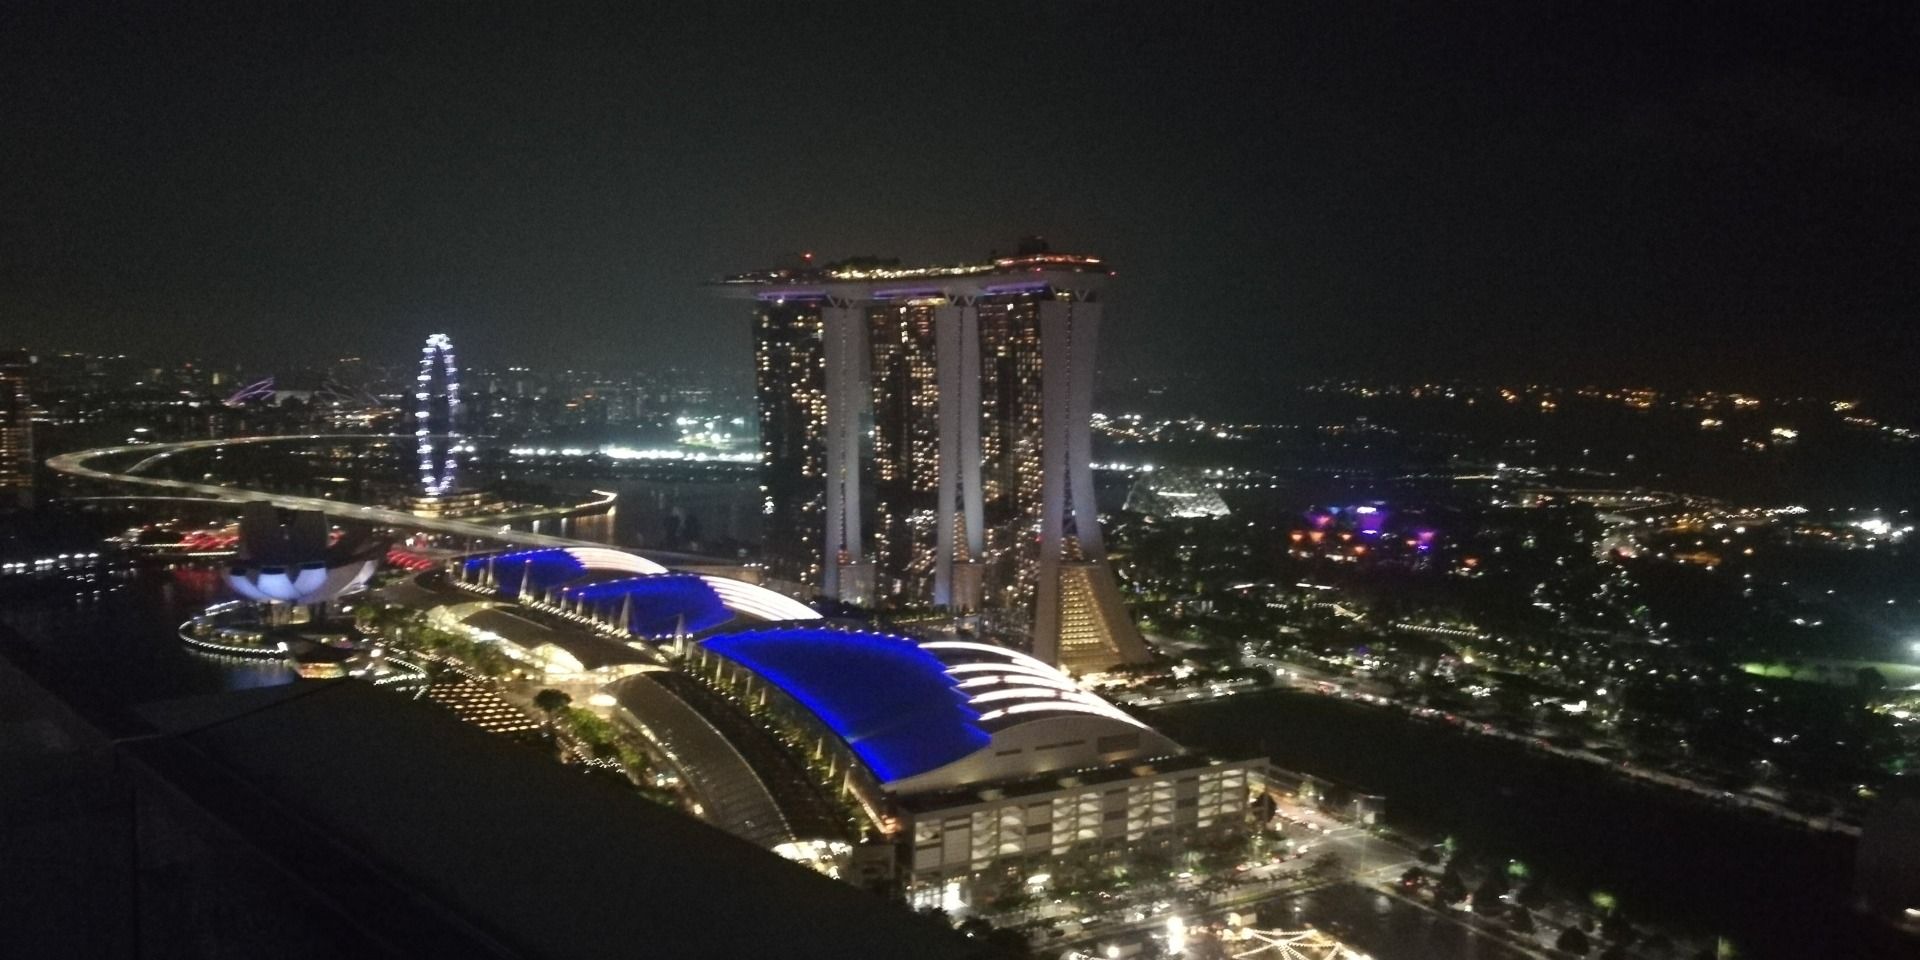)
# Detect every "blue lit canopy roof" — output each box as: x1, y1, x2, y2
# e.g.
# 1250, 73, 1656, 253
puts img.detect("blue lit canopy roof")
465, 548, 586, 598
700, 629, 1164, 787
461, 546, 820, 627
701, 627, 990, 783
562, 575, 733, 640
463, 546, 670, 599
